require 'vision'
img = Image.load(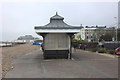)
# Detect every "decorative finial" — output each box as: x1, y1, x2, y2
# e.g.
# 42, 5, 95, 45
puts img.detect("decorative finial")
56, 12, 58, 15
